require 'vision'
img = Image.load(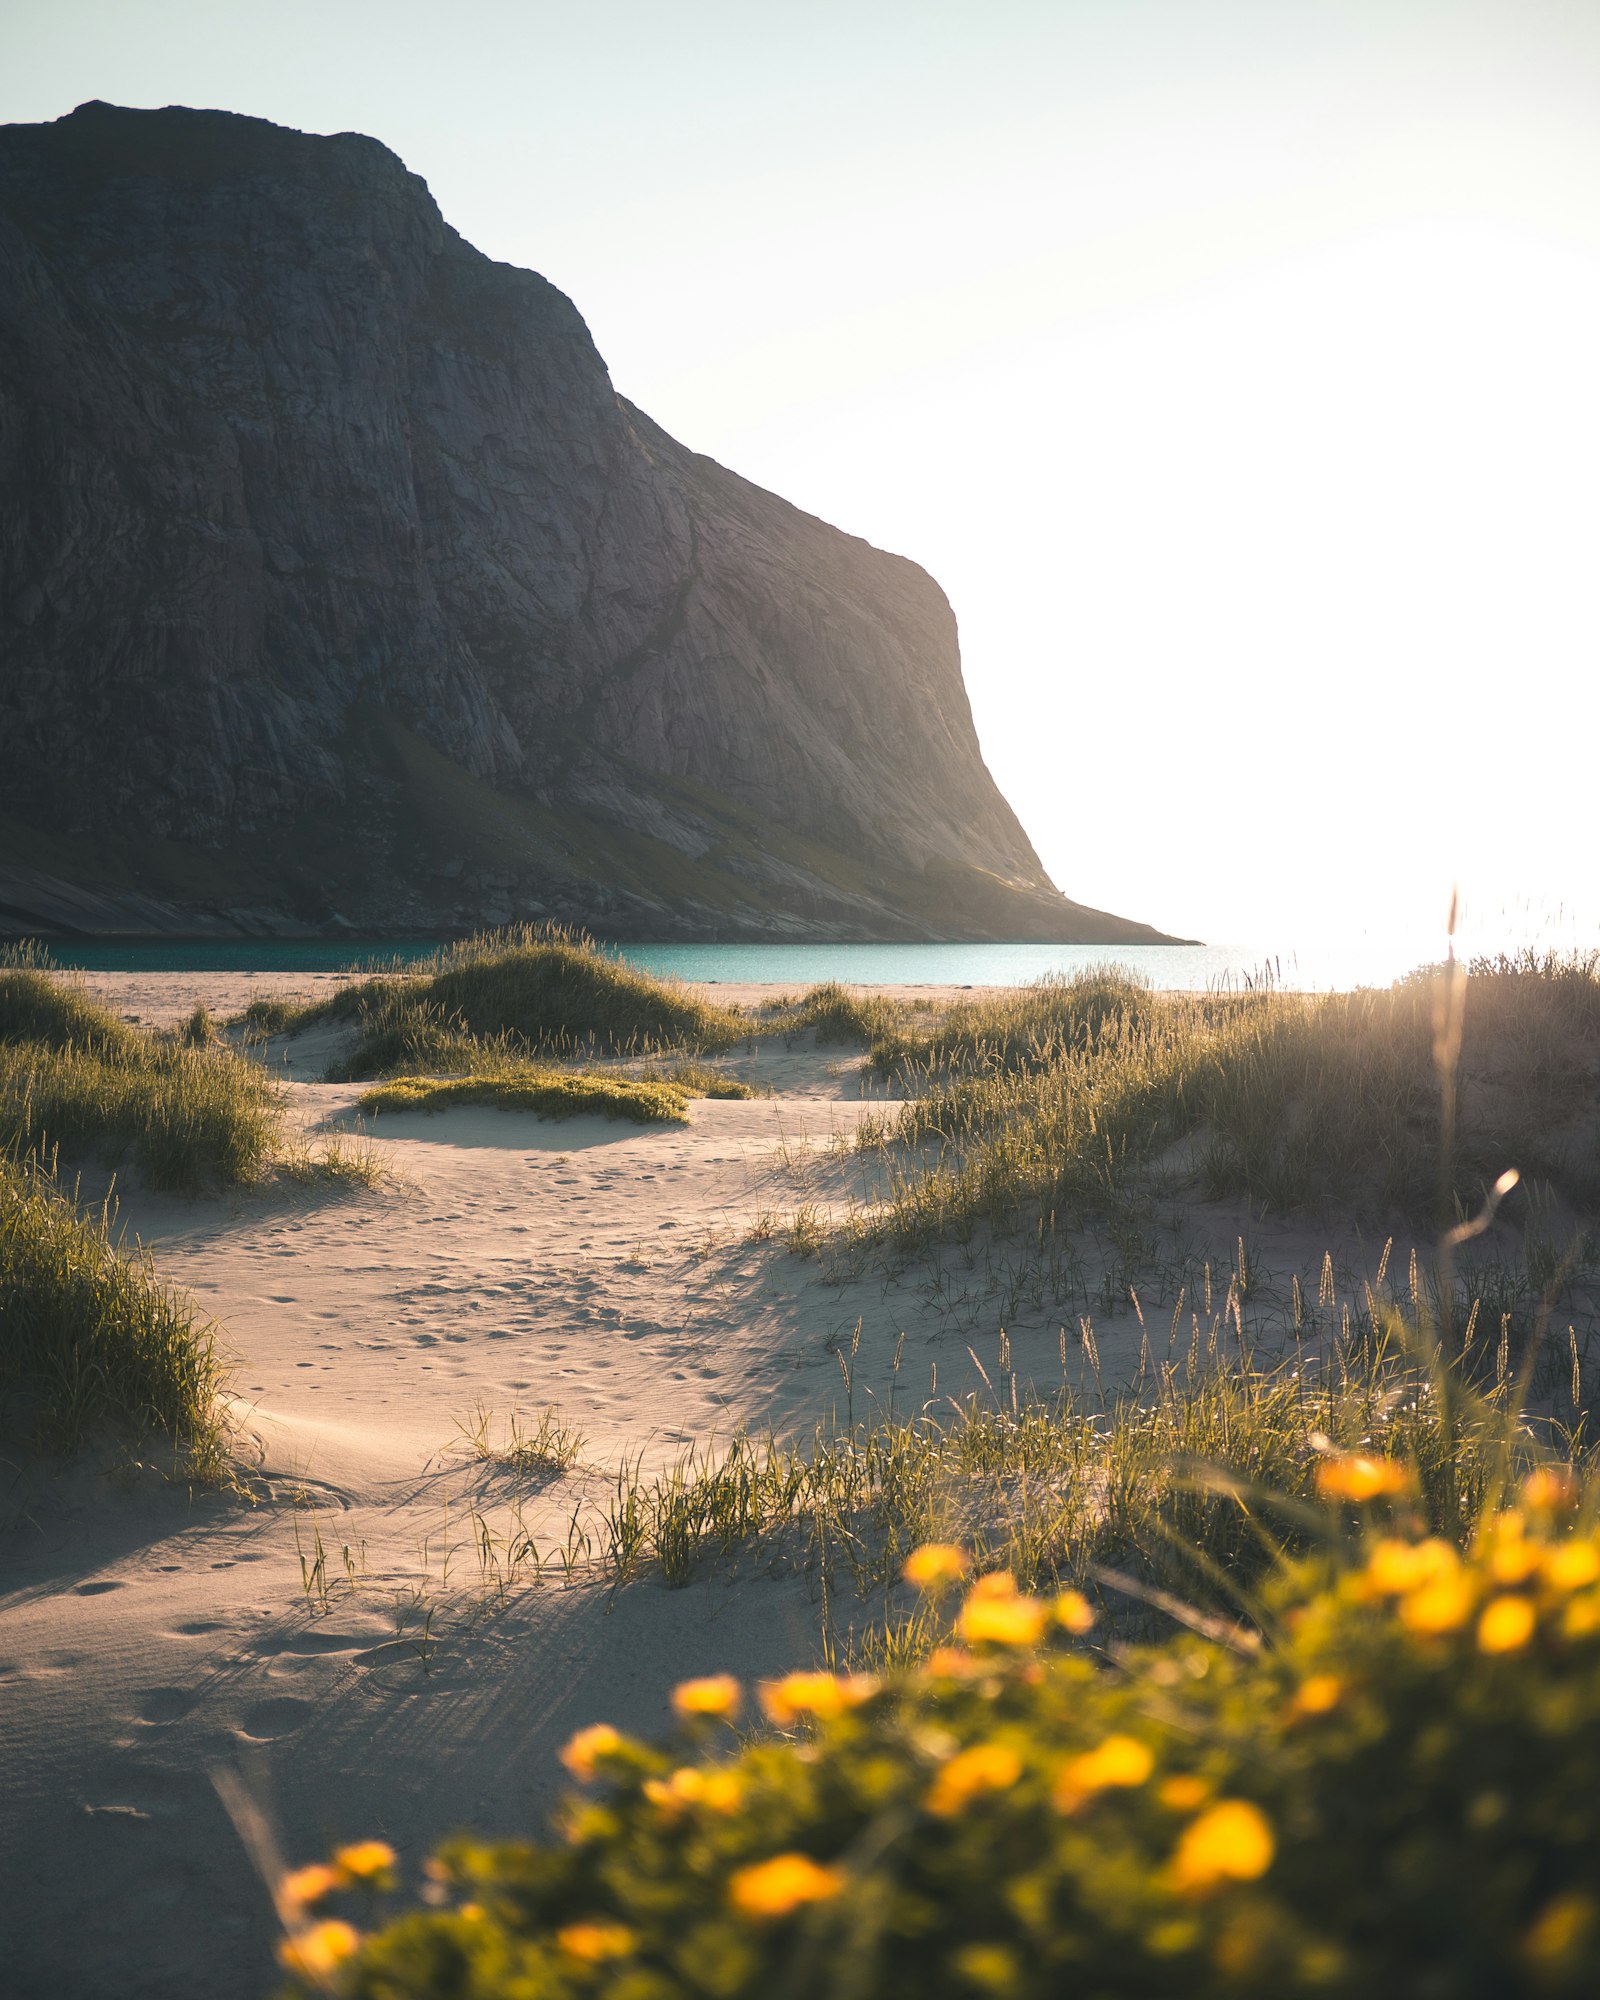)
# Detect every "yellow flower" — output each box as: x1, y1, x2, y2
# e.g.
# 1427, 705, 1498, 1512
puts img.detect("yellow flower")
283, 1863, 340, 1908
1400, 1575, 1475, 1636
1562, 1591, 1600, 1639
559, 1722, 628, 1781
556, 1922, 636, 1962
958, 1574, 1047, 1648
1316, 1455, 1413, 1502
671, 1673, 742, 1721
1170, 1800, 1276, 1897
1478, 1594, 1537, 1654
1521, 1468, 1579, 1515
1523, 1891, 1598, 1967
278, 1920, 360, 1978
759, 1670, 877, 1727
1052, 1590, 1096, 1635
1544, 1540, 1600, 1594
1289, 1674, 1345, 1719
925, 1646, 979, 1678
643, 1765, 744, 1817
728, 1853, 845, 1919
1053, 1733, 1153, 1813
925, 1741, 1024, 1816
333, 1840, 395, 1884
1158, 1775, 1213, 1813
1366, 1537, 1458, 1596
902, 1543, 972, 1590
